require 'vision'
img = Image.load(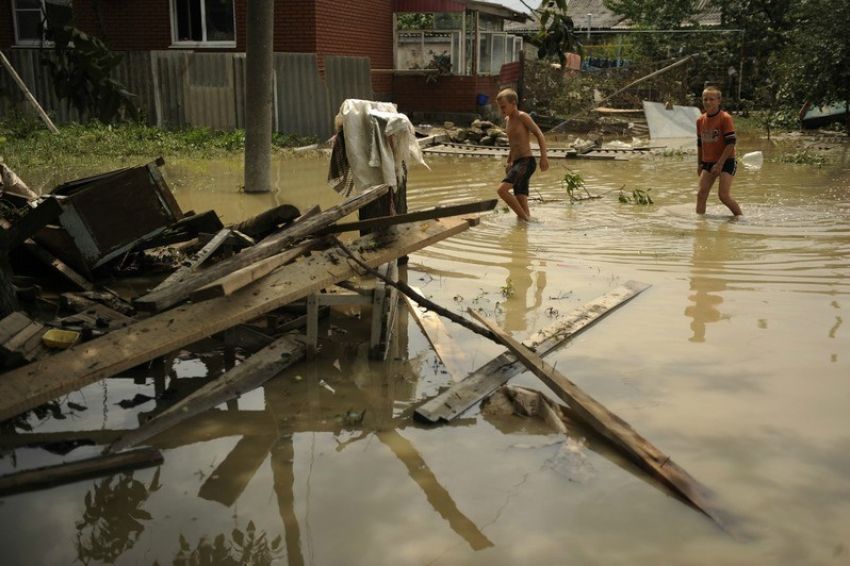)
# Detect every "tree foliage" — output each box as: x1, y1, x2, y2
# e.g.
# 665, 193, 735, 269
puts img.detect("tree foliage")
529, 0, 581, 67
